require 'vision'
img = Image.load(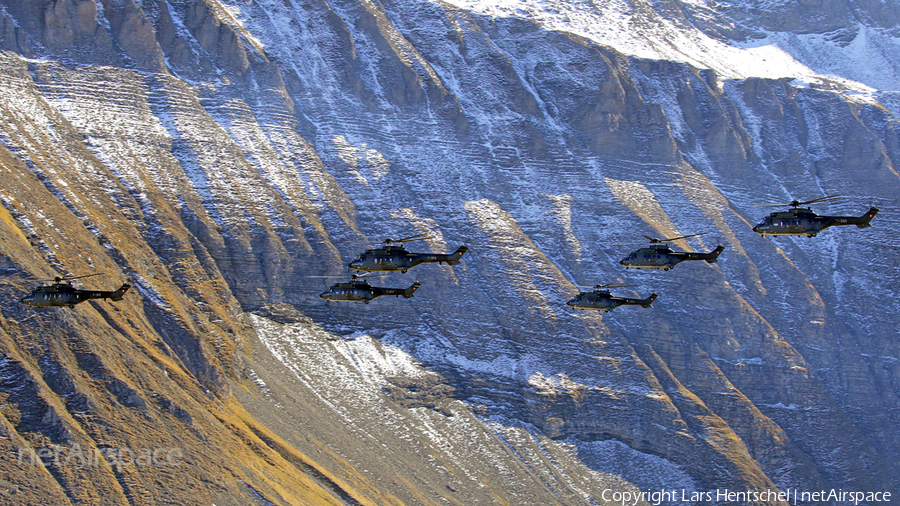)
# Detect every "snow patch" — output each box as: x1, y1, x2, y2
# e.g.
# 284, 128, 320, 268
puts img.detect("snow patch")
440, 0, 897, 99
